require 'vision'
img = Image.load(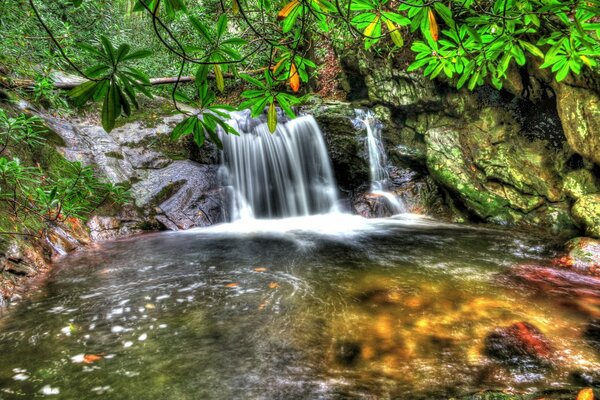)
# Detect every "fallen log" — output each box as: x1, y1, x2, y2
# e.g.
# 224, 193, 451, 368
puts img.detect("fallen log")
0, 69, 264, 90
